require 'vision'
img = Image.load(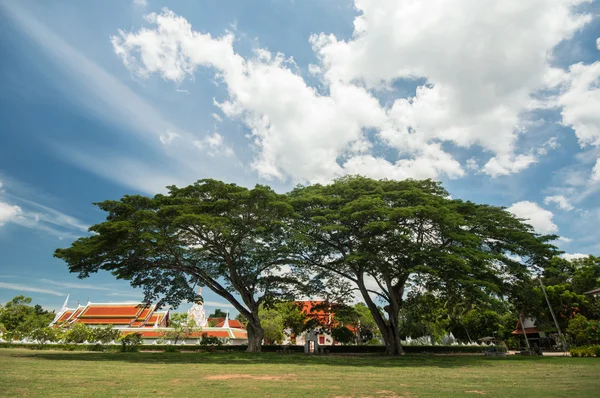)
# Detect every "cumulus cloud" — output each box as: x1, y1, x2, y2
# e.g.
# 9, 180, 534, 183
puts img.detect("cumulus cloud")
560, 253, 589, 261
110, 3, 592, 184
544, 195, 574, 211
0, 201, 22, 226
193, 132, 234, 157
556, 61, 600, 148
507, 201, 558, 235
